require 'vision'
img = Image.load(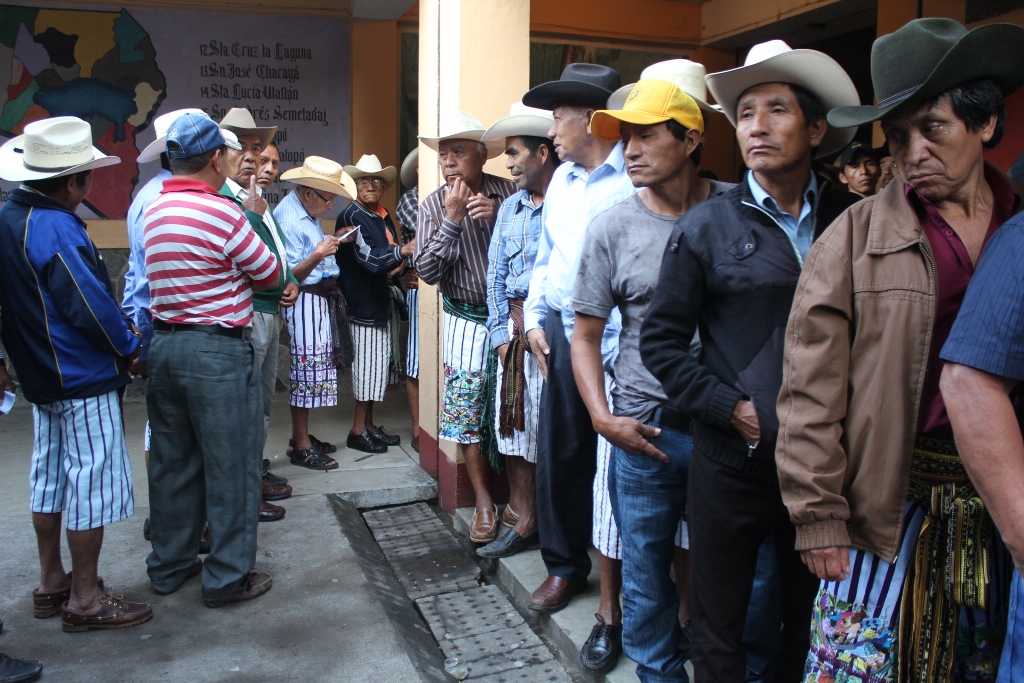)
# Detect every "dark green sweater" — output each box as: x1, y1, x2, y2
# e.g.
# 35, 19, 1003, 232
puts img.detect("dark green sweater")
220, 183, 298, 314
